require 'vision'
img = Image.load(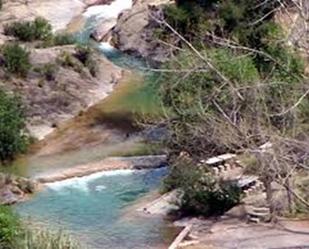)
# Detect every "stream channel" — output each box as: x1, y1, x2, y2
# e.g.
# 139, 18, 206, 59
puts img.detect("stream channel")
9, 1, 178, 248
